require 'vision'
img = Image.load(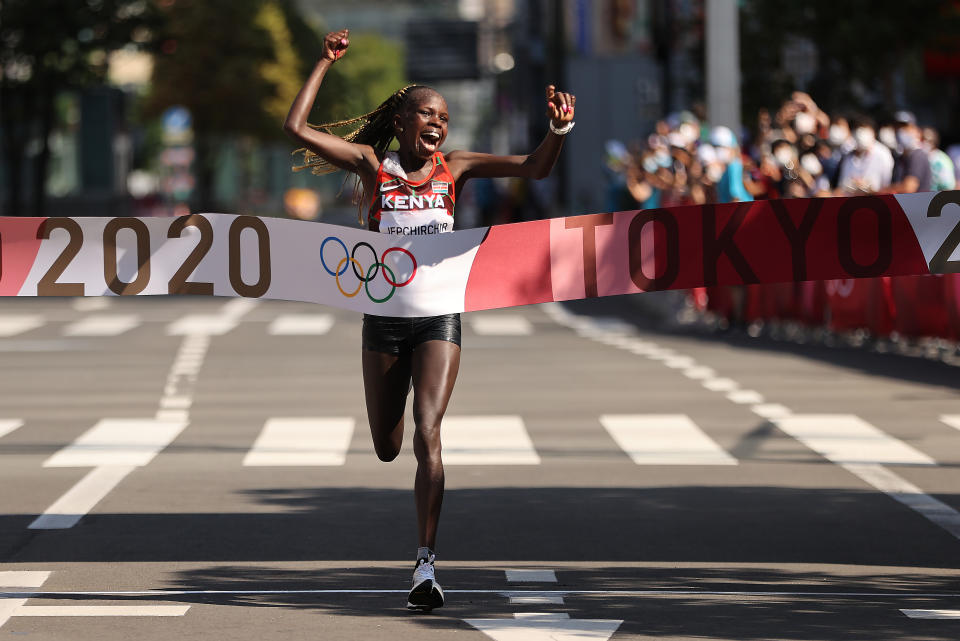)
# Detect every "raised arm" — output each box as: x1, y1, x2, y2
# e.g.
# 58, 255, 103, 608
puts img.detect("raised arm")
446, 85, 576, 182
282, 29, 377, 177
